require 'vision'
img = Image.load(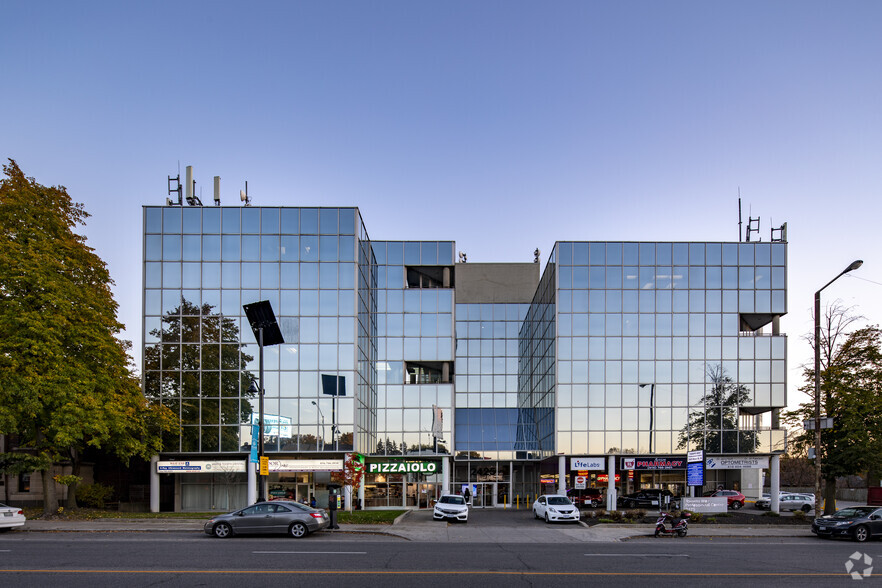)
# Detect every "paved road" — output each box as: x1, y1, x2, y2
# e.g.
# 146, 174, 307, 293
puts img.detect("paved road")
0, 530, 876, 587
